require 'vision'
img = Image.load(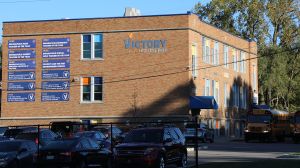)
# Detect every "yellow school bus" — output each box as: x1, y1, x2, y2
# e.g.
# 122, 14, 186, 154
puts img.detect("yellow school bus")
290, 111, 300, 143
244, 109, 290, 142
